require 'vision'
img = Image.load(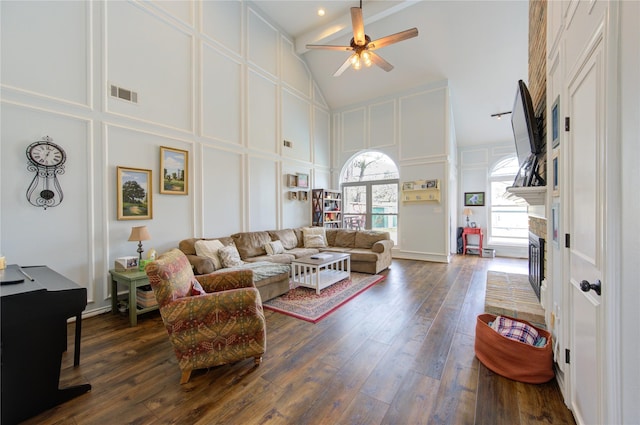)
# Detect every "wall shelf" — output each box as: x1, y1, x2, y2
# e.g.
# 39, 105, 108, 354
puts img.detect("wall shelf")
401, 179, 440, 203
505, 186, 546, 205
